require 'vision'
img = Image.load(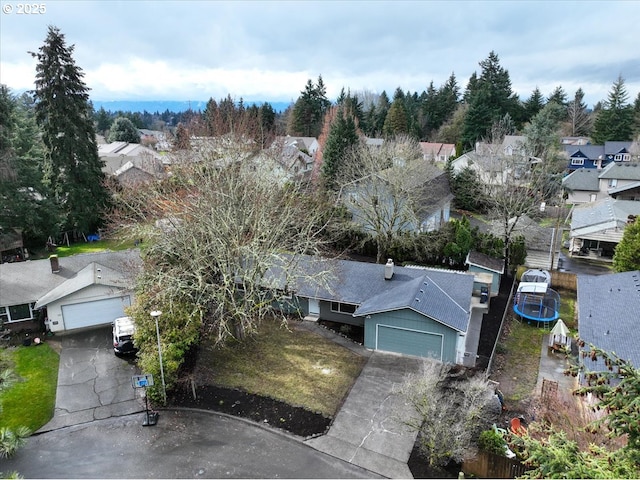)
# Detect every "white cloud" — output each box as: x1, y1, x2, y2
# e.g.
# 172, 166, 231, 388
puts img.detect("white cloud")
1, 0, 639, 108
